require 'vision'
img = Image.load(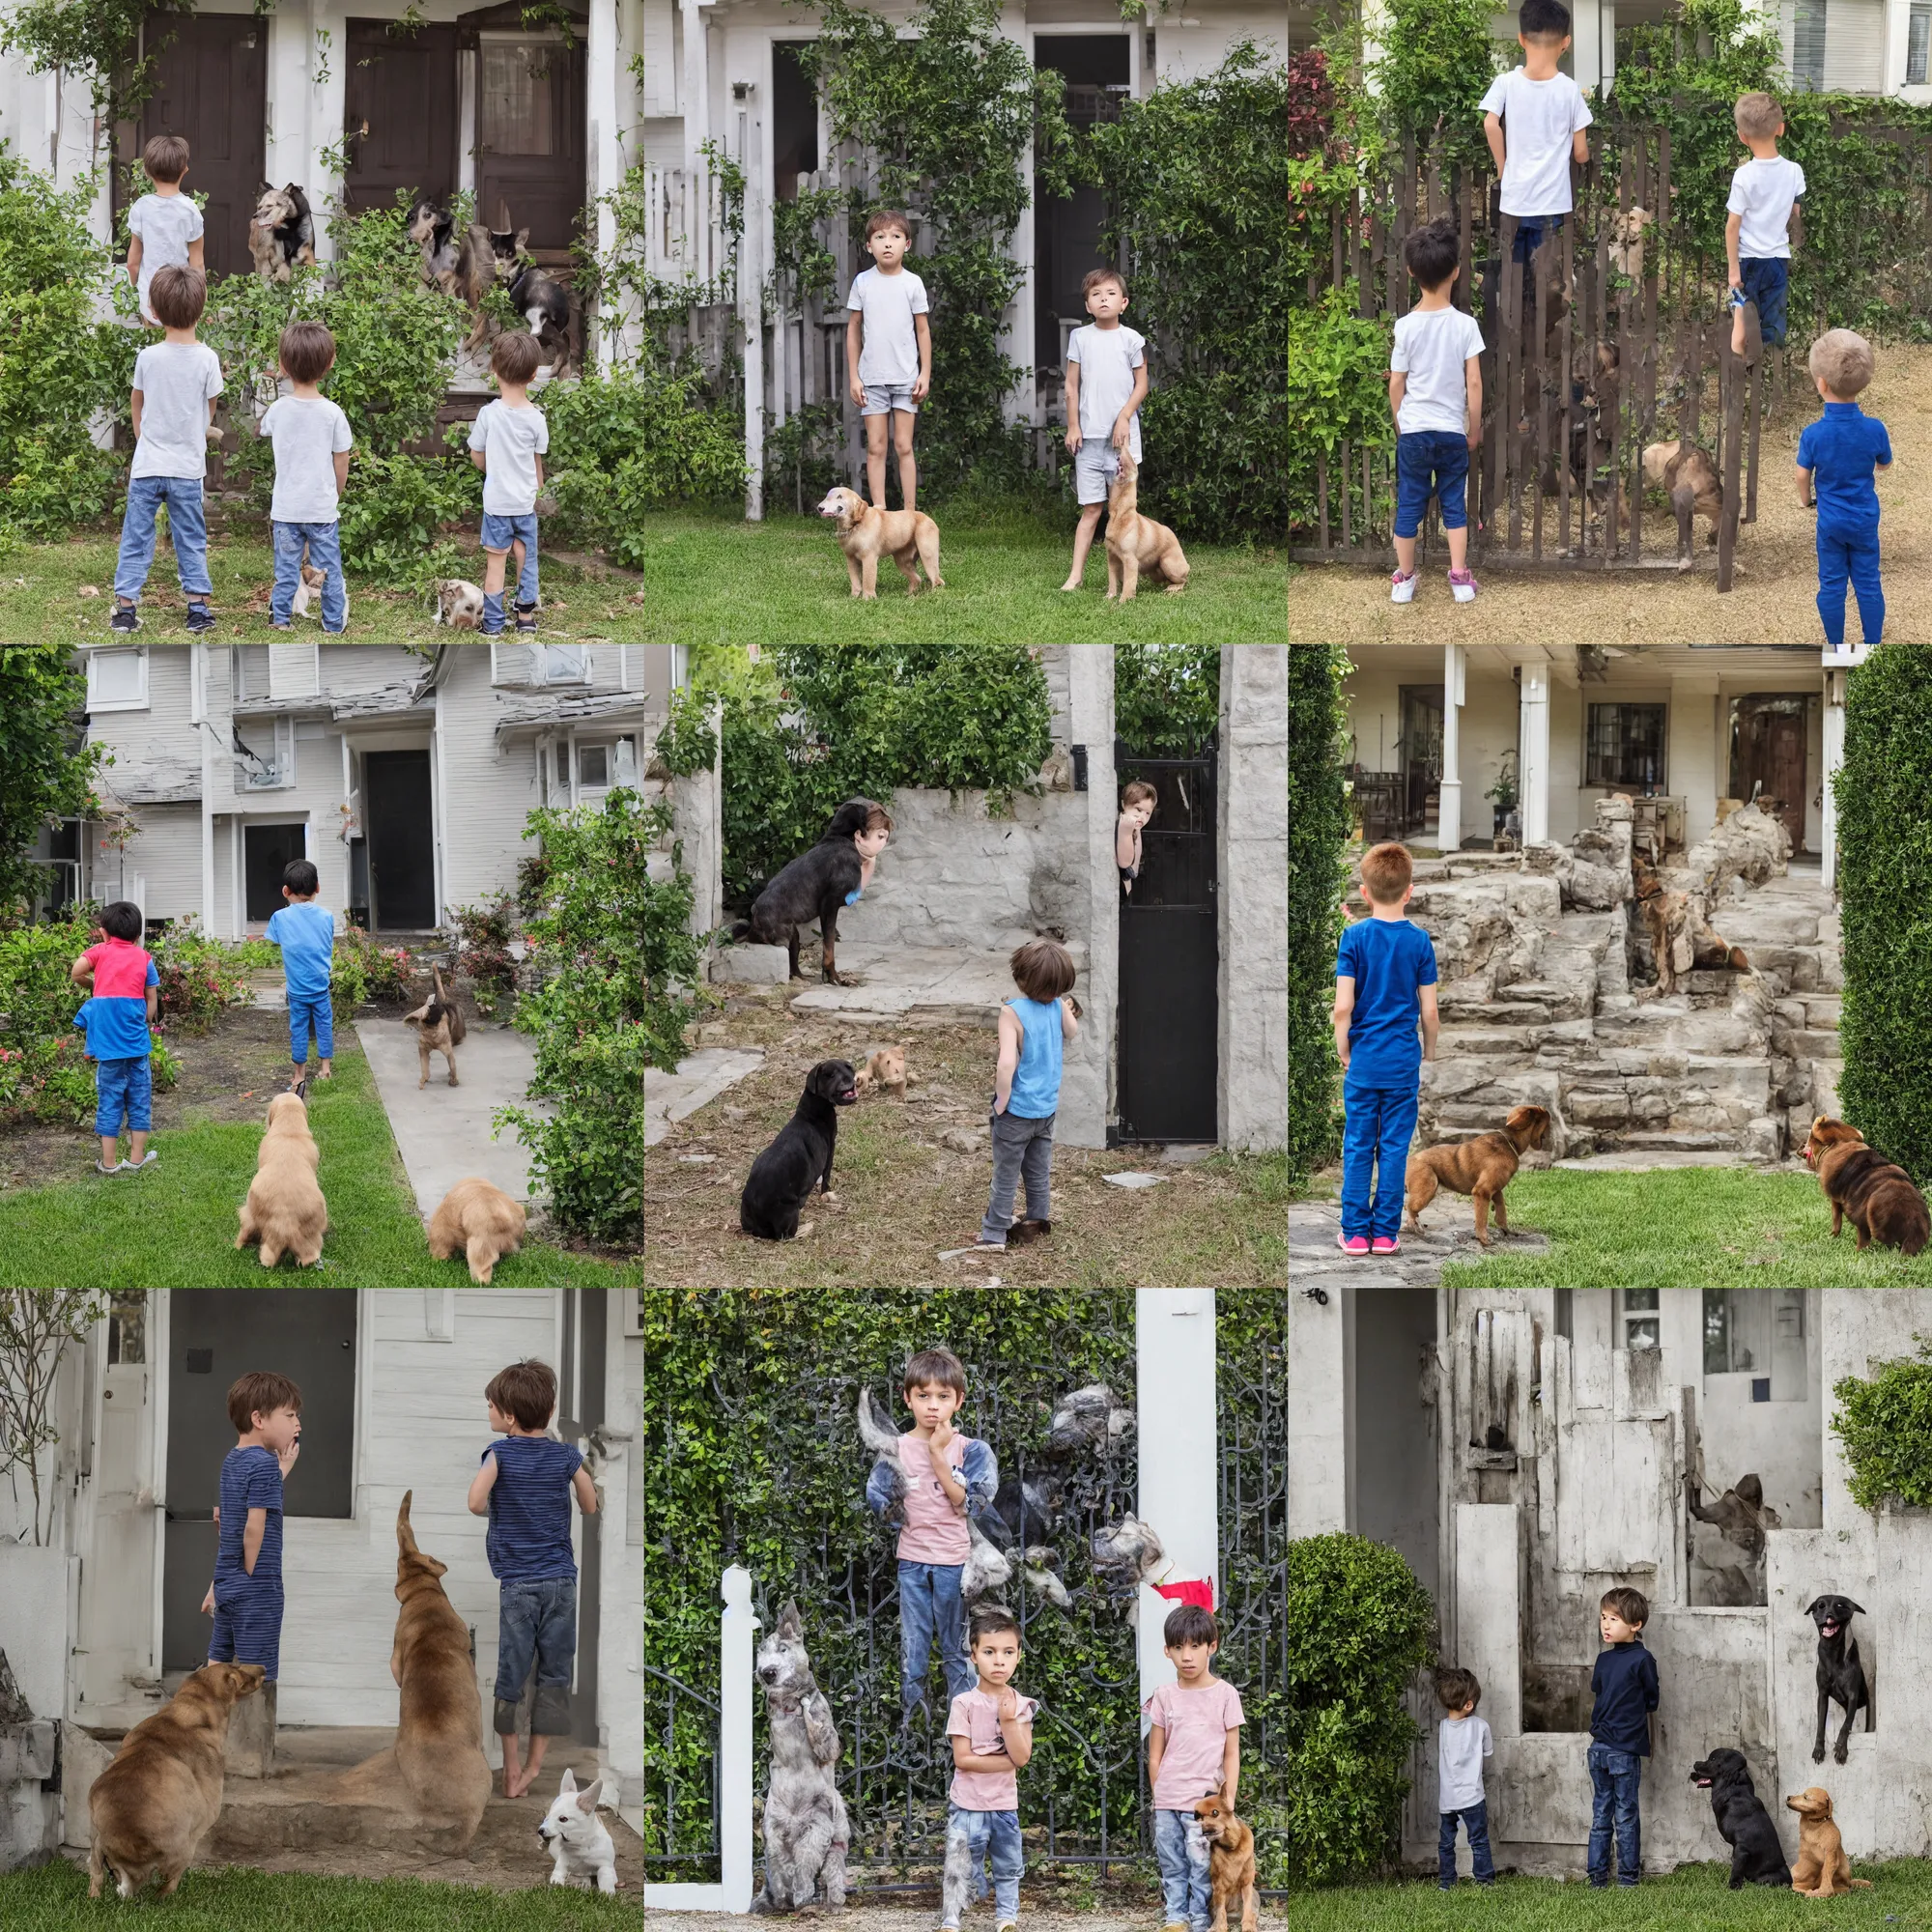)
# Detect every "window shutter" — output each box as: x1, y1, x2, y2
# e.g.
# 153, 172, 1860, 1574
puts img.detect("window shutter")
268, 641, 319, 699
